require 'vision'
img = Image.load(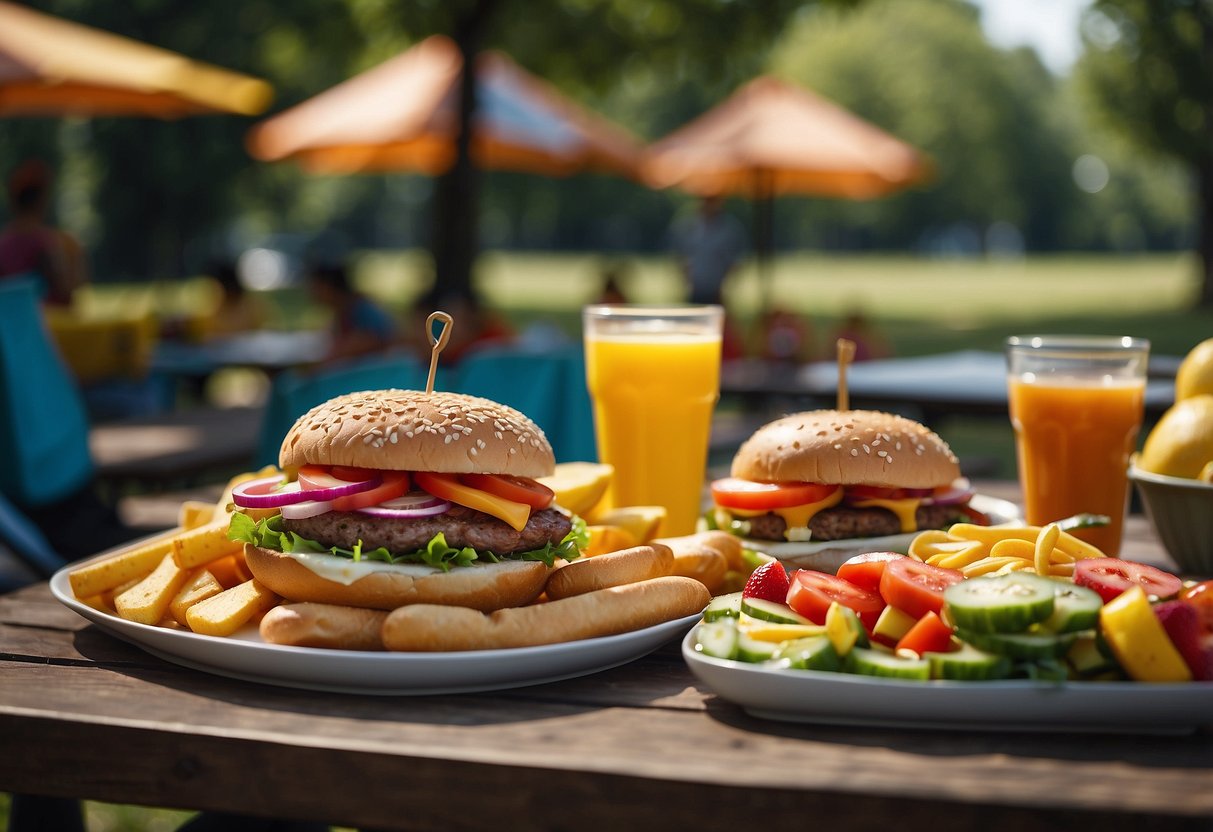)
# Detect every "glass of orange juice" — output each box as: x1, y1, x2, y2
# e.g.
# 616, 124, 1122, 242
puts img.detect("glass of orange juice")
583, 305, 724, 536
1006, 335, 1150, 556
